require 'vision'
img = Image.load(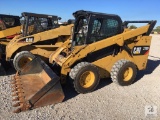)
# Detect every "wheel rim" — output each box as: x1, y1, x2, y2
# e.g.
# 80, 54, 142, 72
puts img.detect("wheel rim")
18, 57, 32, 69
79, 71, 95, 88
123, 67, 133, 81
